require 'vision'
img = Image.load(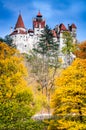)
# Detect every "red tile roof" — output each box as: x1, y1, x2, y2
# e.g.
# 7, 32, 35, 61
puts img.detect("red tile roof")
28, 29, 34, 33
52, 30, 57, 37
71, 24, 77, 28
59, 23, 67, 31
10, 30, 18, 36
19, 30, 27, 34
14, 14, 25, 29
10, 30, 27, 36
